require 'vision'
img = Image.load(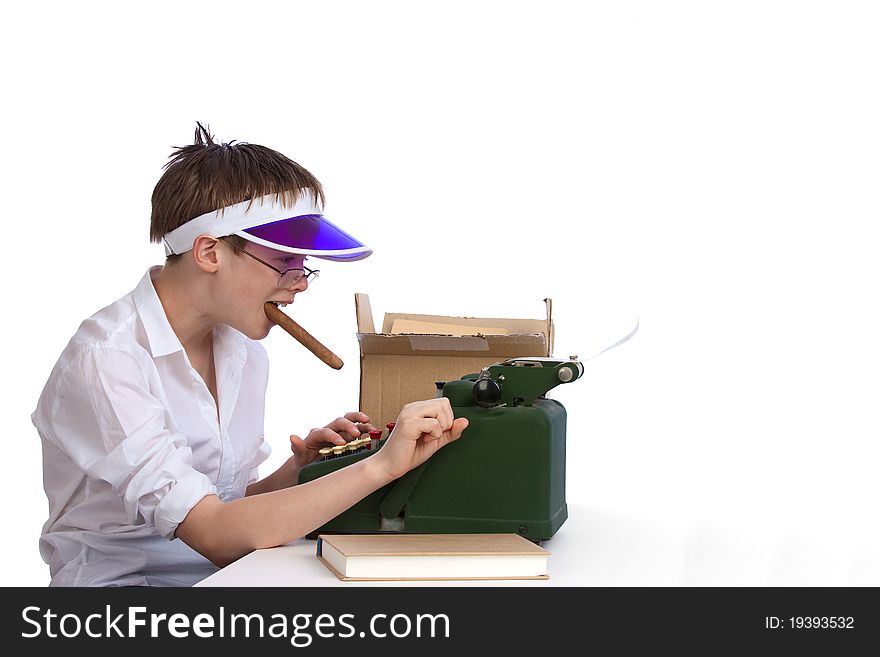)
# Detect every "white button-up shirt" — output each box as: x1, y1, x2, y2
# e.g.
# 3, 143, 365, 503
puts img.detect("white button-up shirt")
32, 267, 271, 586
